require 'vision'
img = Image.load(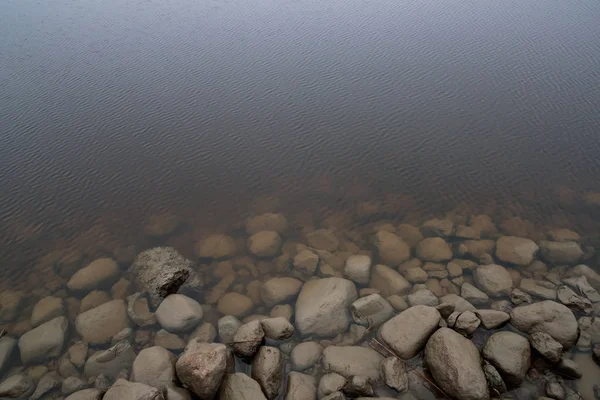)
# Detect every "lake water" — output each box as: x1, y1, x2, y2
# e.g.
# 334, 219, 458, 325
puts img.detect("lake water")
1, 0, 600, 398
